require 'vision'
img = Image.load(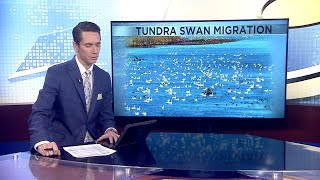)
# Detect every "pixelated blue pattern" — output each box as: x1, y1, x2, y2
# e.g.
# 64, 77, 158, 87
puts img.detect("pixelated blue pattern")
8, 29, 73, 82
0, 0, 113, 103
287, 24, 320, 71
17, 31, 72, 72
